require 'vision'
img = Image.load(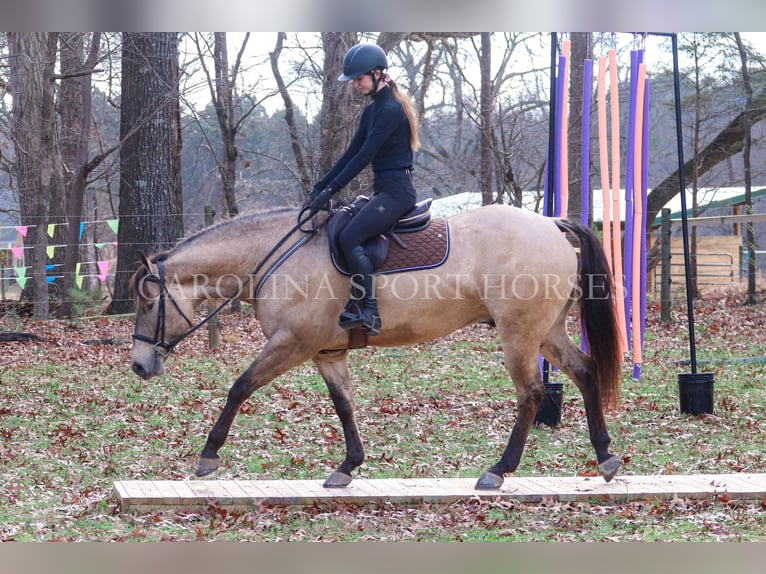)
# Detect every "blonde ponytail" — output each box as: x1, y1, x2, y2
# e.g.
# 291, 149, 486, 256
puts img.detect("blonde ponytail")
389, 79, 421, 151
